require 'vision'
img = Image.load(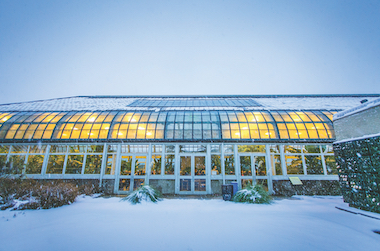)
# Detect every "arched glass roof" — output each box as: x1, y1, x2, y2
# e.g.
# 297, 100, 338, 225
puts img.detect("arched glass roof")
0, 110, 336, 142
